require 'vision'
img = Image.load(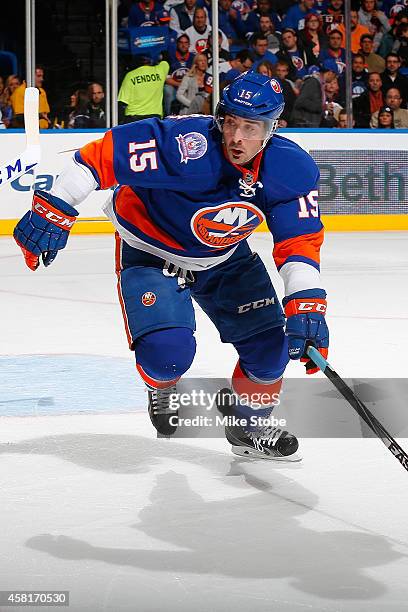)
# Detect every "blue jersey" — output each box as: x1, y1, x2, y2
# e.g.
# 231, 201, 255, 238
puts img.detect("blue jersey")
76, 116, 322, 278
167, 49, 195, 82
